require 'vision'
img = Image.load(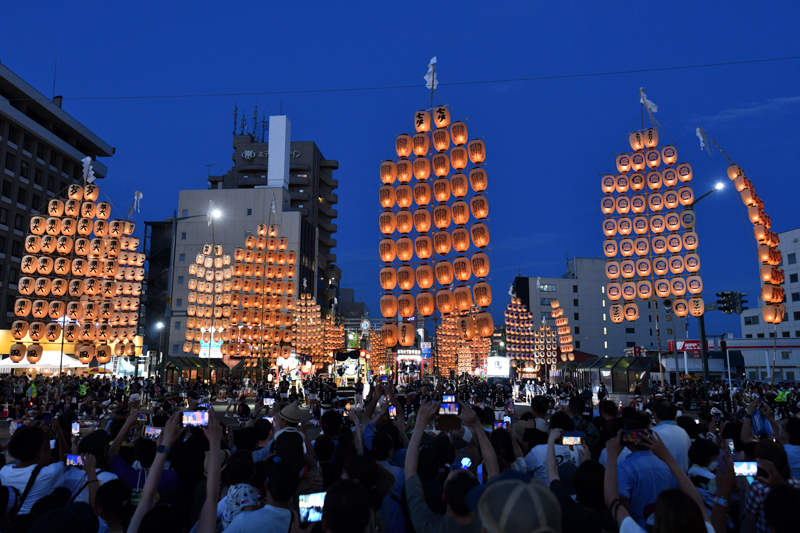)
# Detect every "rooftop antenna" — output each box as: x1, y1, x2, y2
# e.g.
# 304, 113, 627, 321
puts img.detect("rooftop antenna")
261, 113, 268, 142
241, 108, 246, 135
51, 61, 57, 100
205, 164, 215, 177
252, 104, 257, 139
233, 101, 238, 135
